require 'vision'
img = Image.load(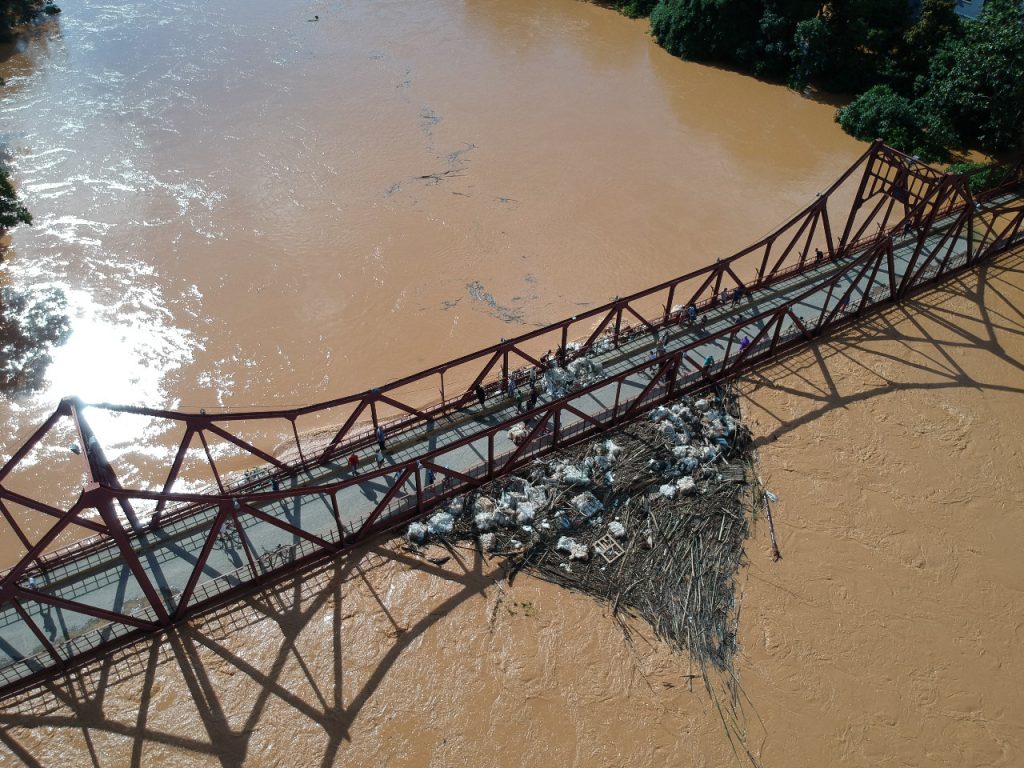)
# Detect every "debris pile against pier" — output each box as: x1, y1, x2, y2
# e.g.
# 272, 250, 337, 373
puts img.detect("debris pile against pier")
406, 386, 757, 671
